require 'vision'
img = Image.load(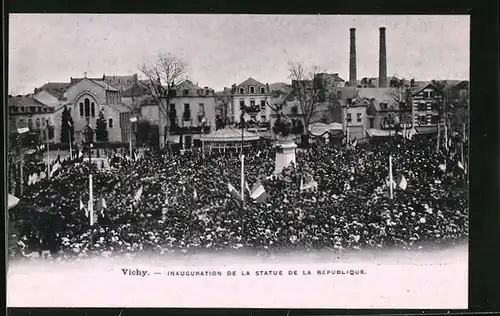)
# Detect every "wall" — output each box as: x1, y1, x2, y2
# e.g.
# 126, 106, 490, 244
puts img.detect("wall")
170, 96, 217, 128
